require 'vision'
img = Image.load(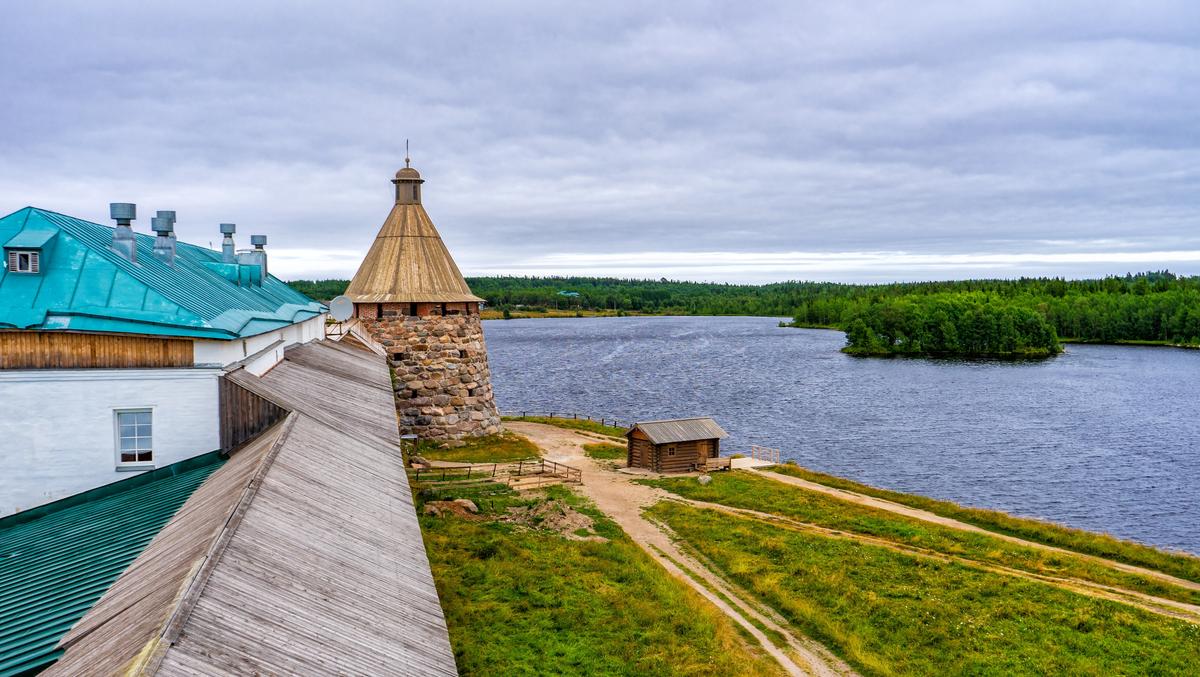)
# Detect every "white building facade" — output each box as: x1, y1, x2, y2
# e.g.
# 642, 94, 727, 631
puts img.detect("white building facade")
0, 206, 327, 515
